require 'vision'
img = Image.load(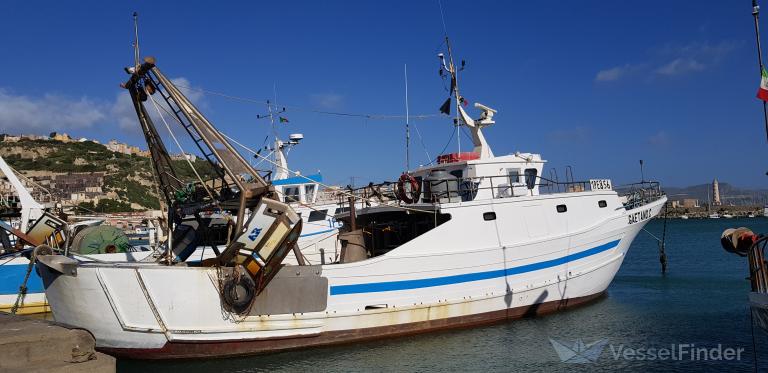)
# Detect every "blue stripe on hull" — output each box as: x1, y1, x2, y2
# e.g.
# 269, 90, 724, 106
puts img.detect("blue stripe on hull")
0, 263, 44, 295
300, 228, 337, 238
329, 239, 621, 295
